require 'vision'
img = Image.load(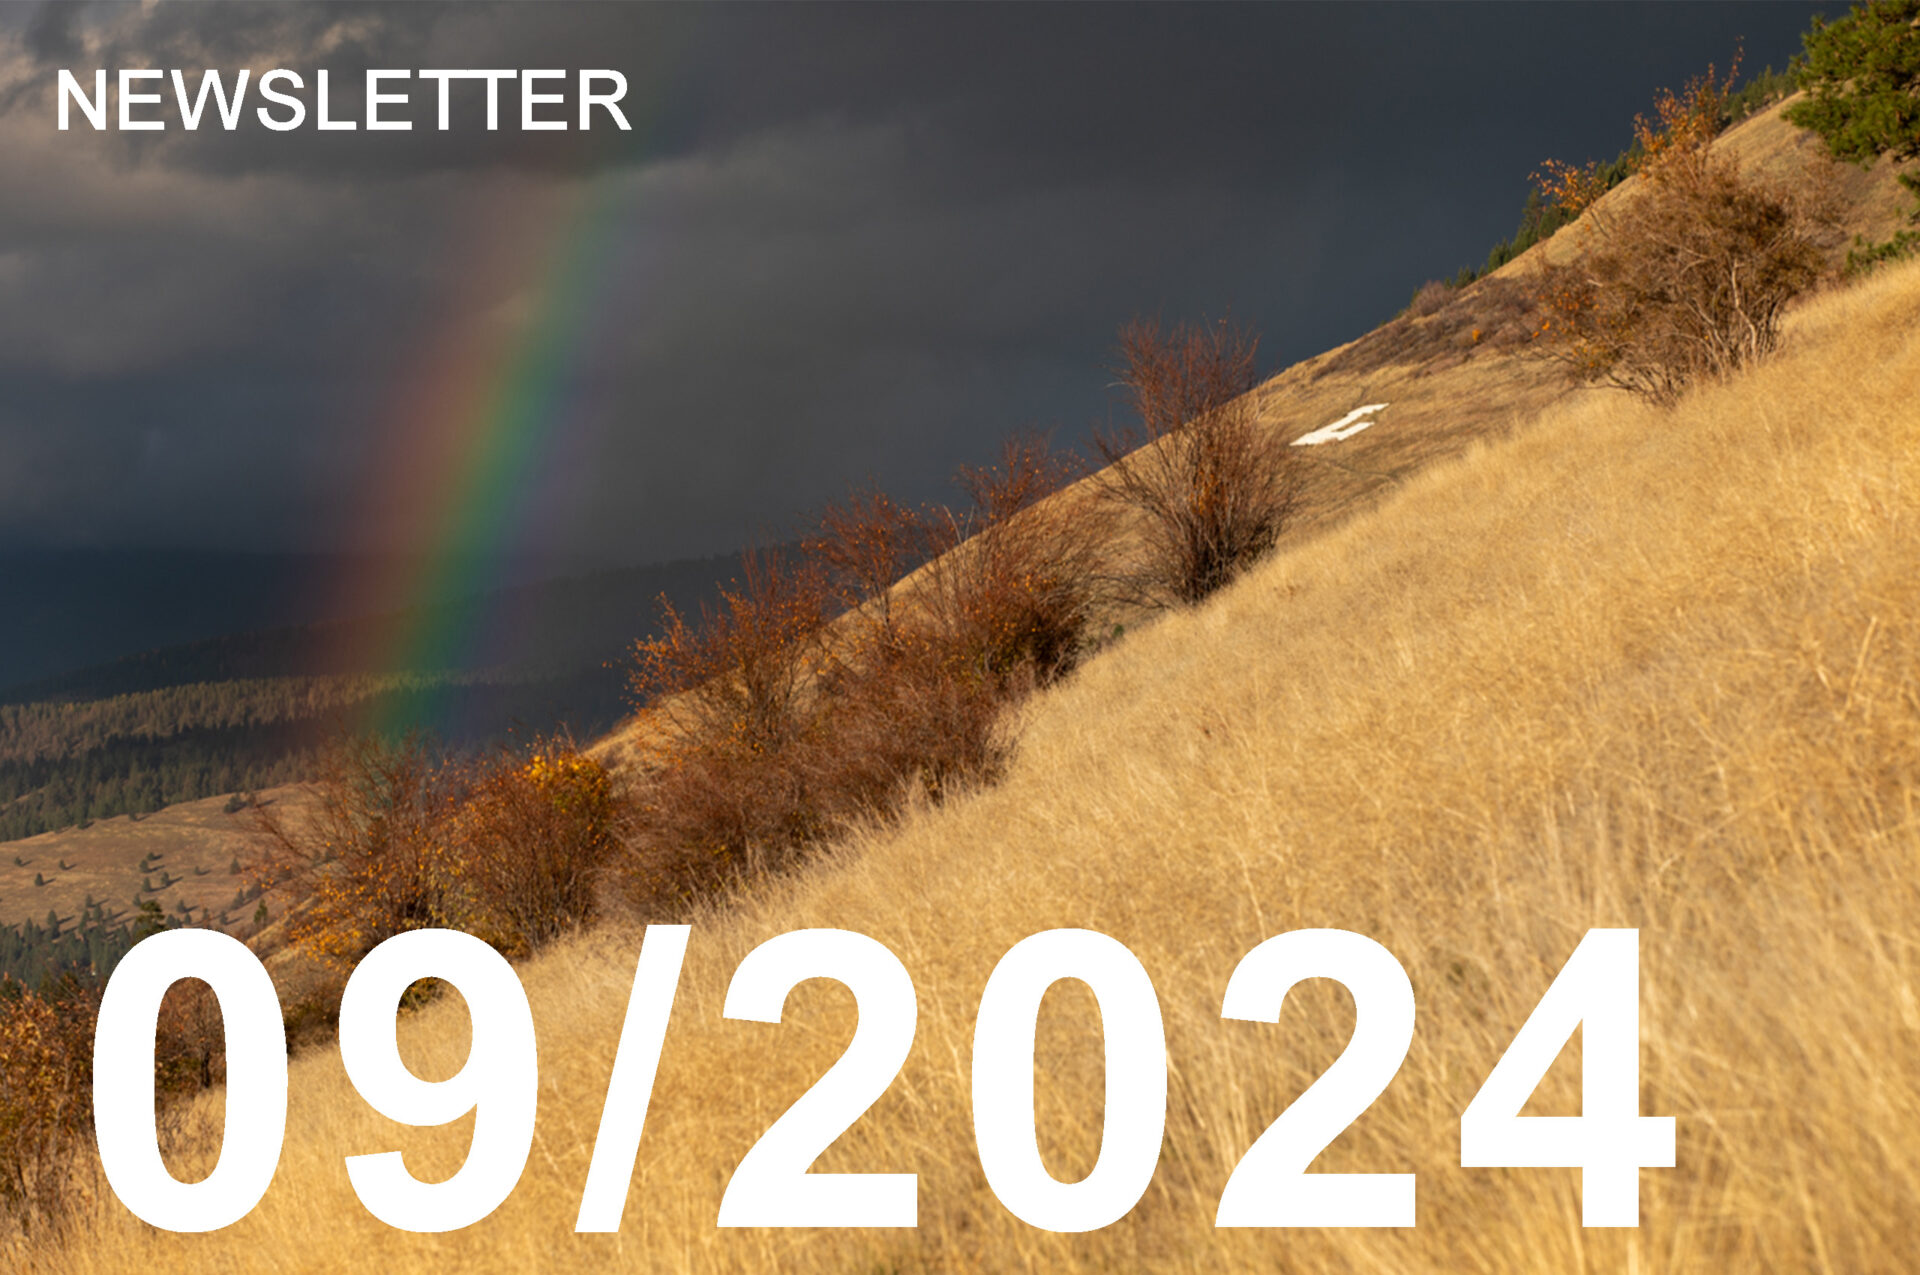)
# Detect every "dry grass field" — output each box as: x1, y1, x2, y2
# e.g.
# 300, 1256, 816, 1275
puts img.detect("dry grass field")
21, 231, 1920, 1271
